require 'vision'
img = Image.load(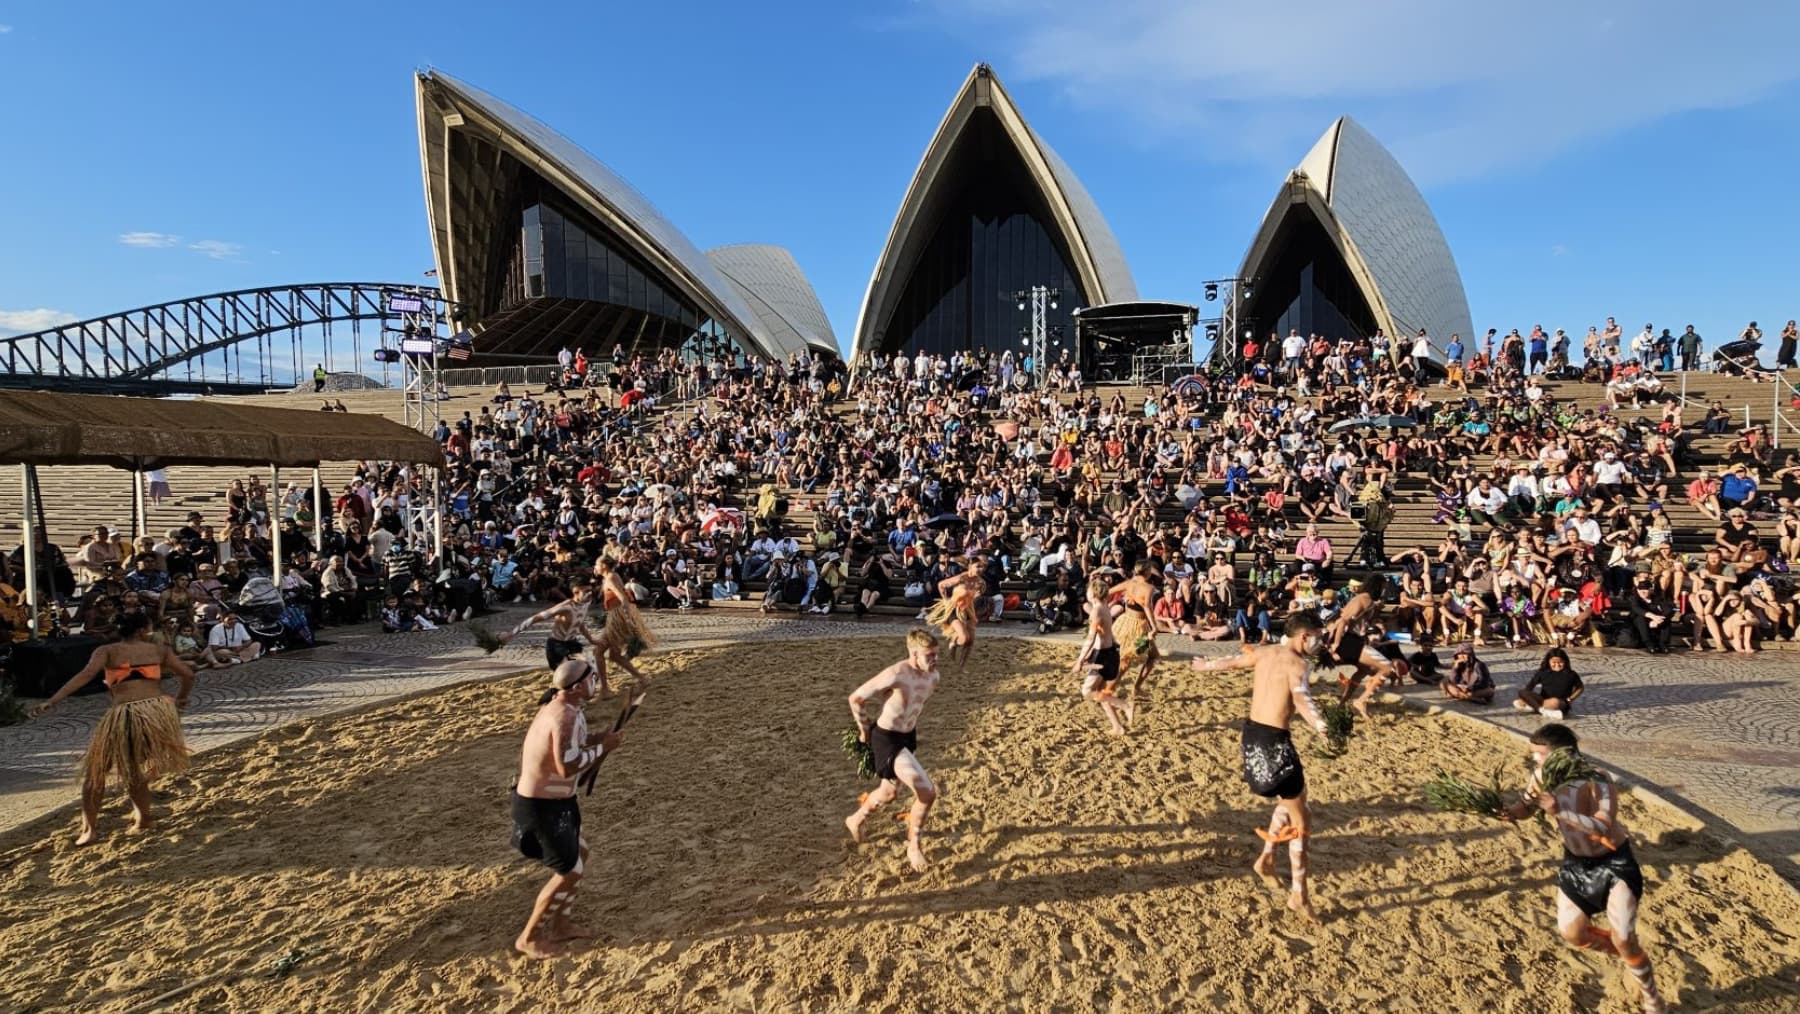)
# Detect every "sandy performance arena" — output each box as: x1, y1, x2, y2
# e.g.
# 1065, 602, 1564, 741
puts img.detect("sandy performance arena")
3, 636, 1798, 1012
